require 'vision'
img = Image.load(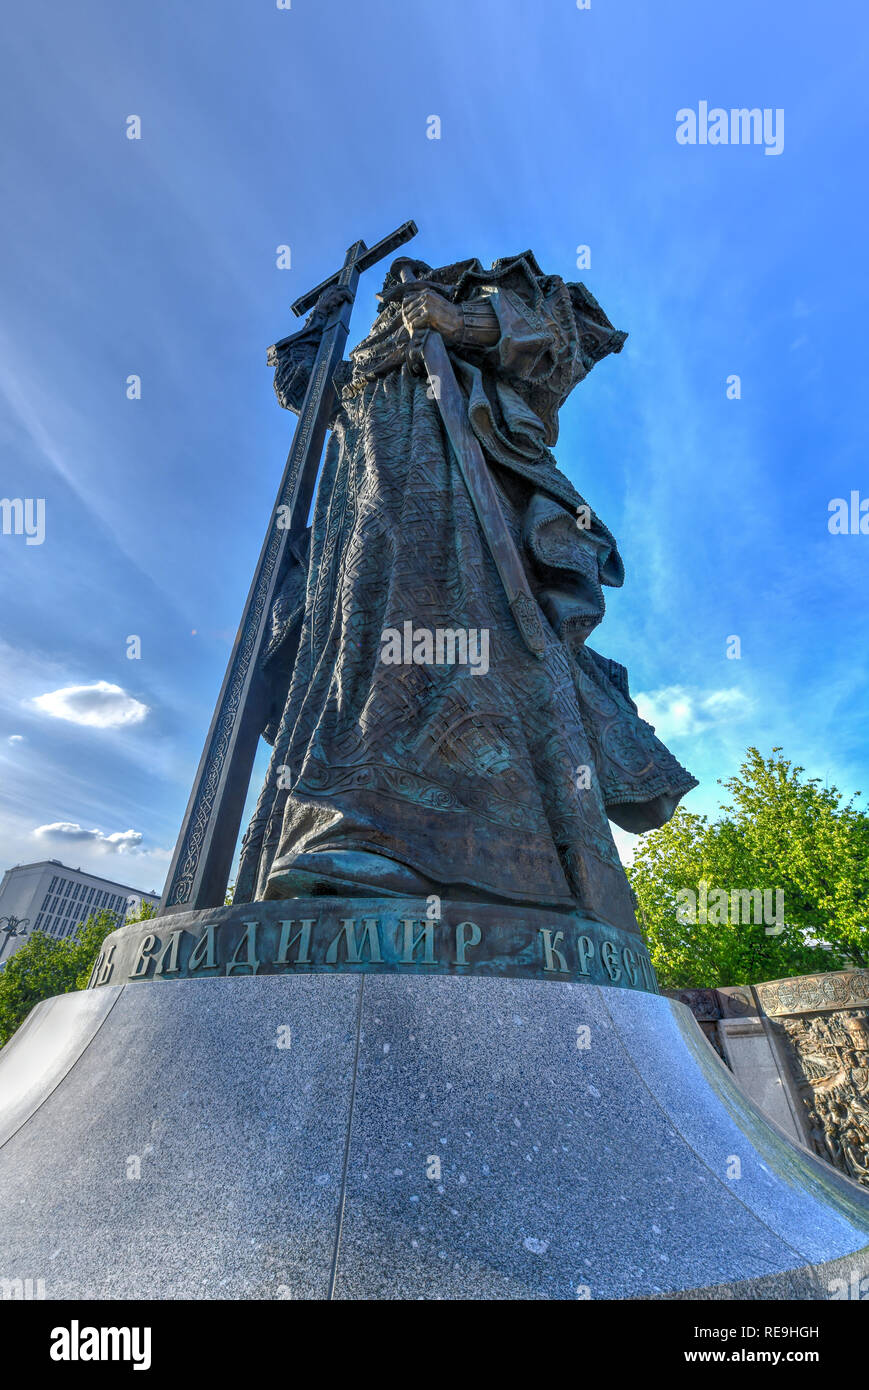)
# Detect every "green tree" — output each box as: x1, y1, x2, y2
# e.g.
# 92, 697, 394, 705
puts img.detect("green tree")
0, 898, 157, 1048
125, 898, 158, 926
628, 747, 868, 989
